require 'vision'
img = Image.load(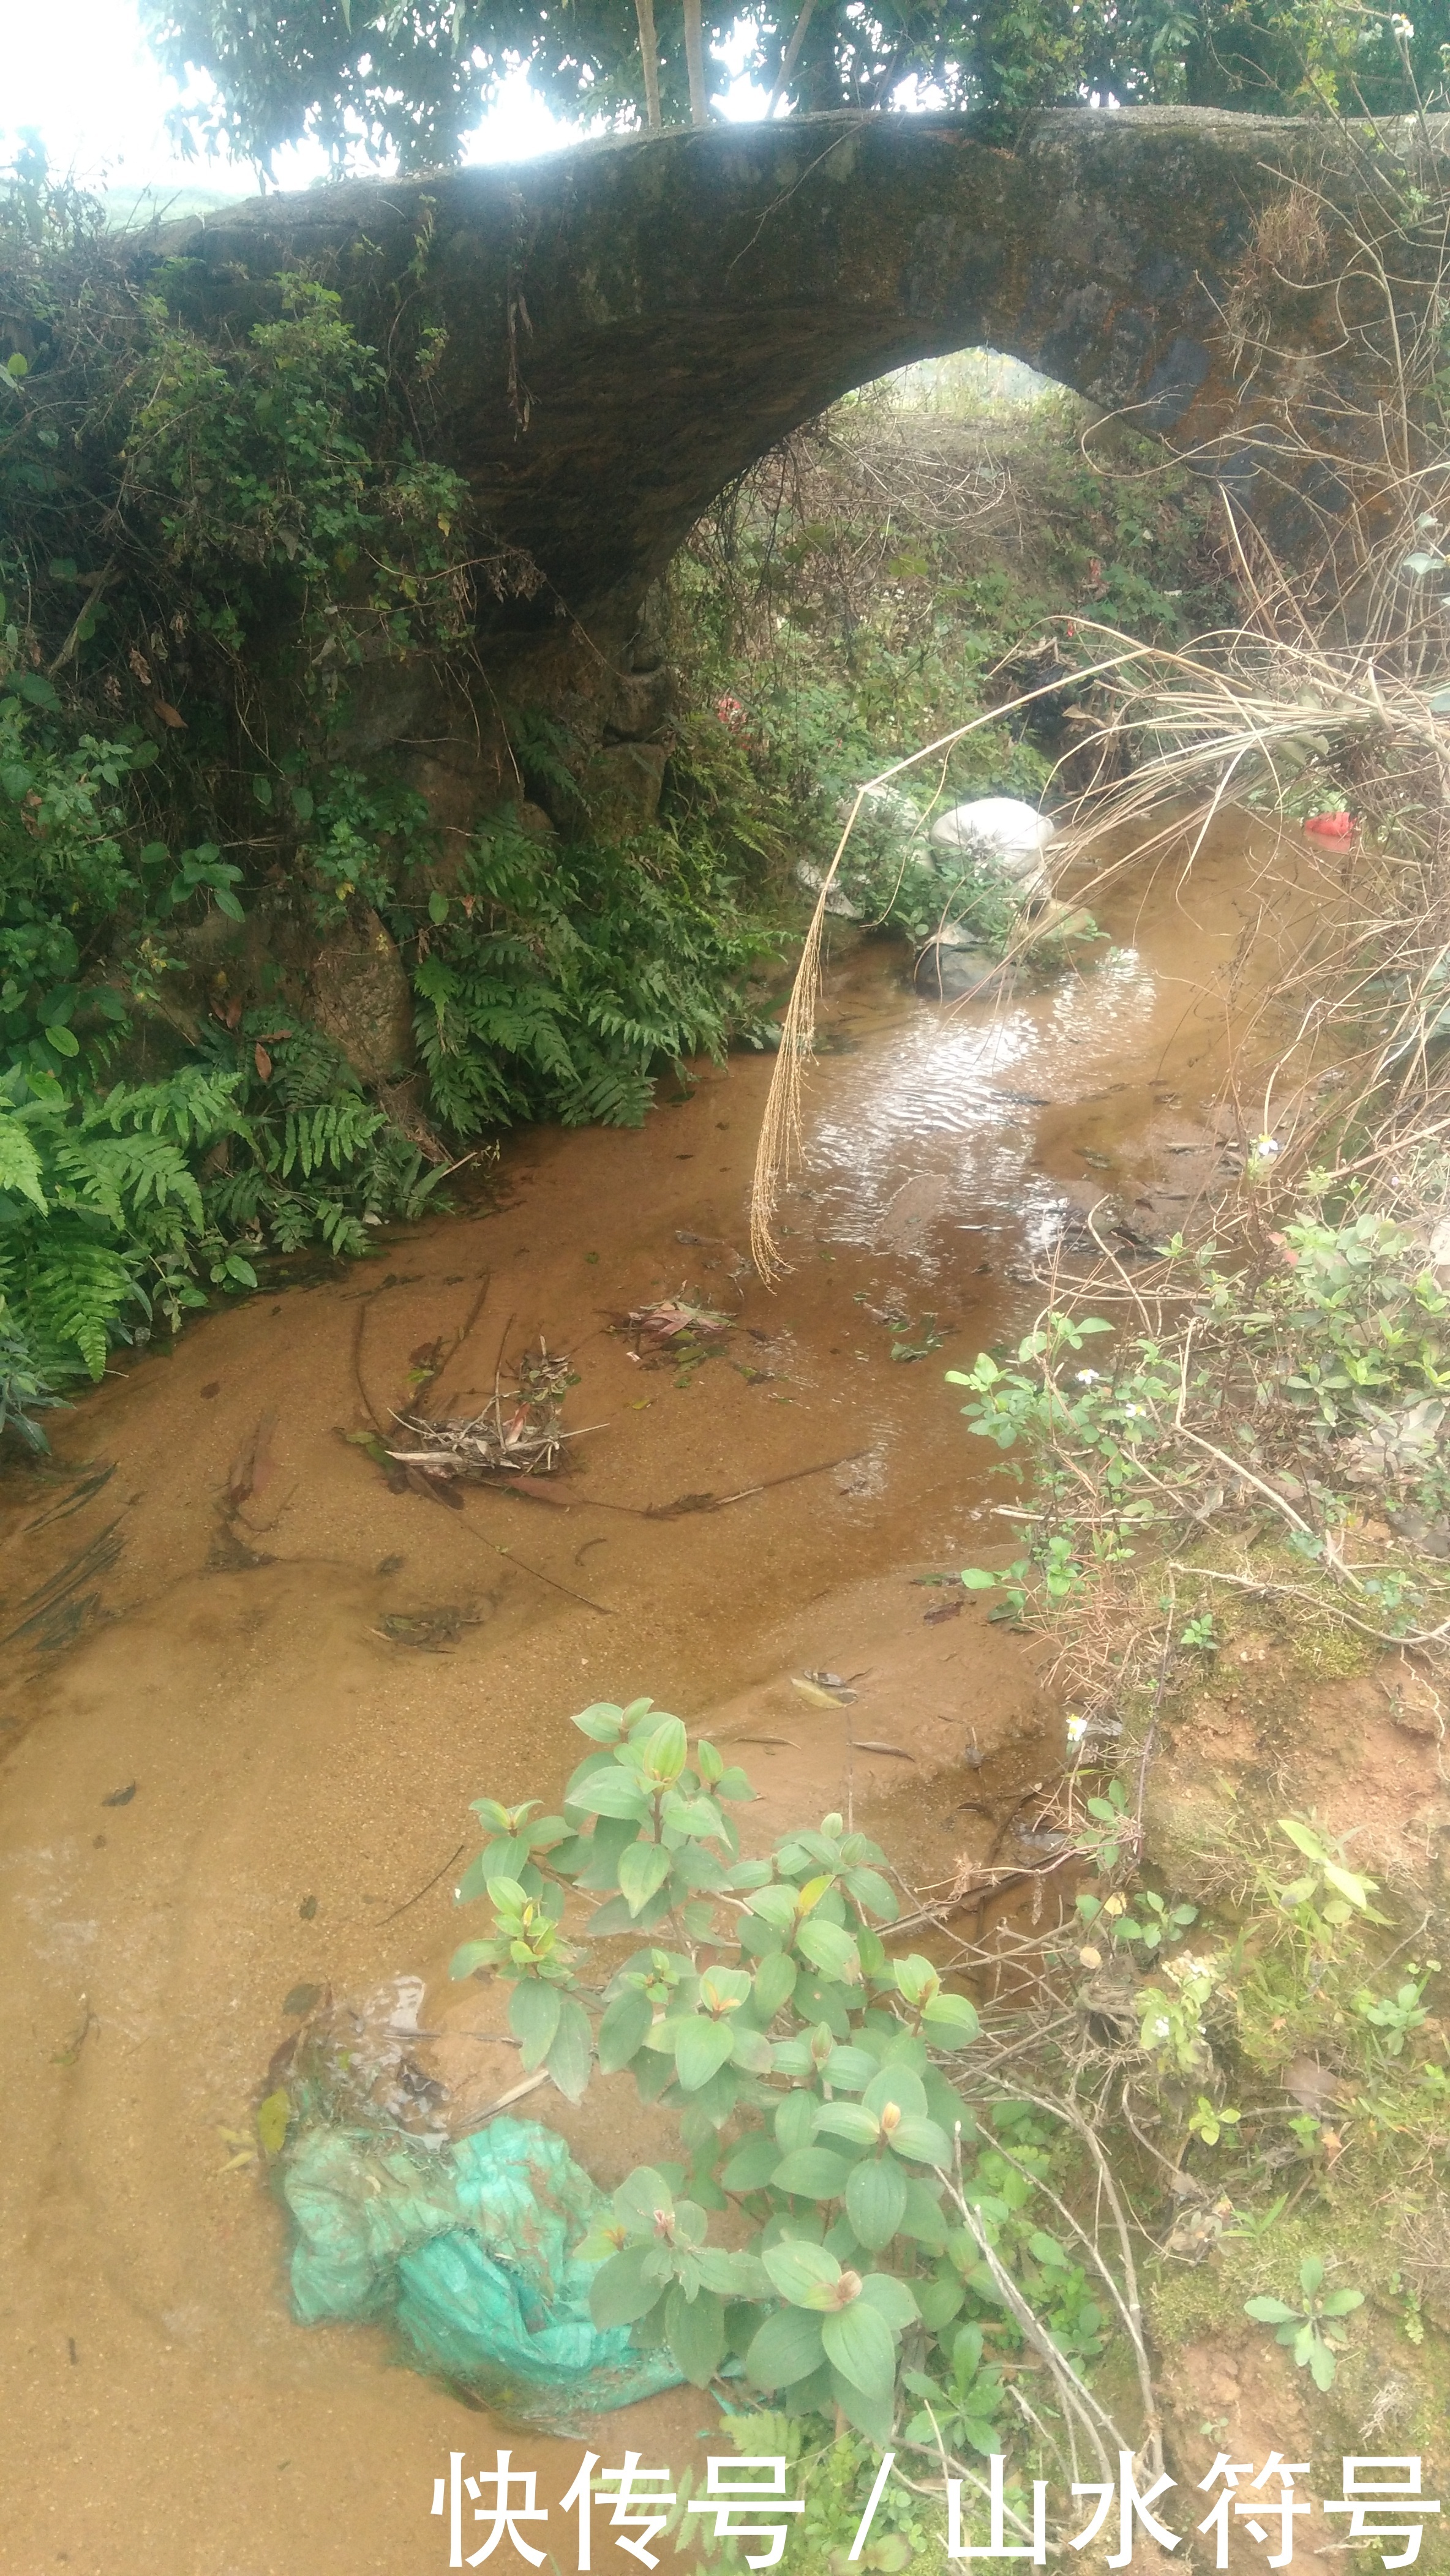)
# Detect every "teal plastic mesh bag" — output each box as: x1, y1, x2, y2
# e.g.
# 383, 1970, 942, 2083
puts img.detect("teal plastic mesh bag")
282, 2116, 682, 2429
